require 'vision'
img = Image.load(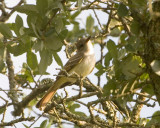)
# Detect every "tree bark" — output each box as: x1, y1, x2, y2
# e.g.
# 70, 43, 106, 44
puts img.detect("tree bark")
145, 1, 160, 105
